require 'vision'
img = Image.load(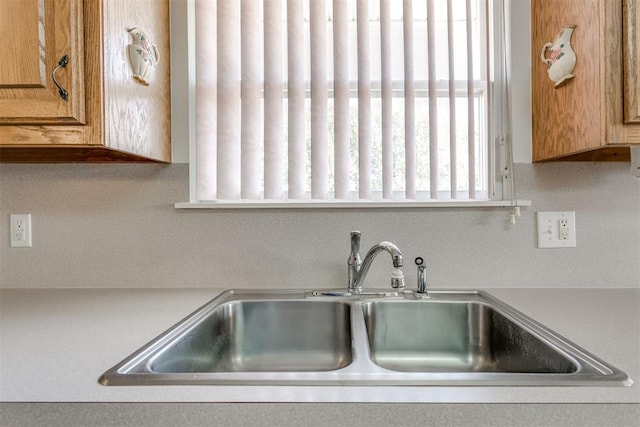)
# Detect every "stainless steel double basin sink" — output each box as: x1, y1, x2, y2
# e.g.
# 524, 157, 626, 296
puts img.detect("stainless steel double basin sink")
99, 290, 631, 386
